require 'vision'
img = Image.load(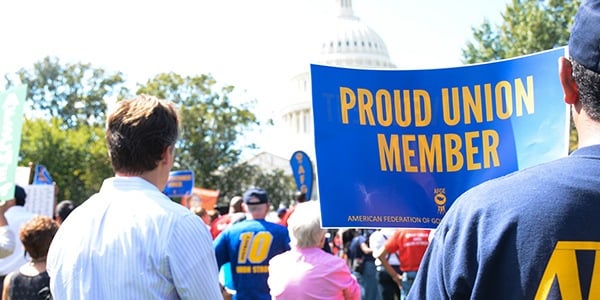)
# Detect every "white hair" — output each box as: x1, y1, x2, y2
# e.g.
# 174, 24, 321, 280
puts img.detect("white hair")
287, 201, 326, 248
